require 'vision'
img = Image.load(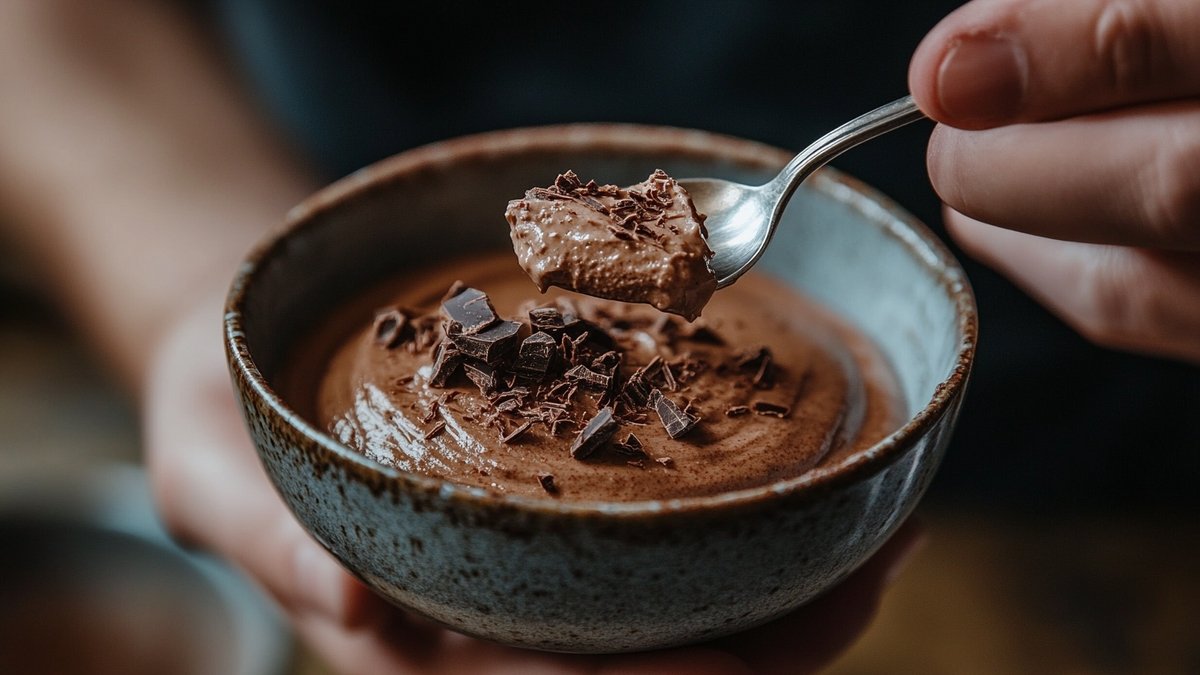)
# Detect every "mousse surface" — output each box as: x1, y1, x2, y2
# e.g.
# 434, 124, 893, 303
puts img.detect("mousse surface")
282, 254, 903, 502
506, 170, 717, 320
